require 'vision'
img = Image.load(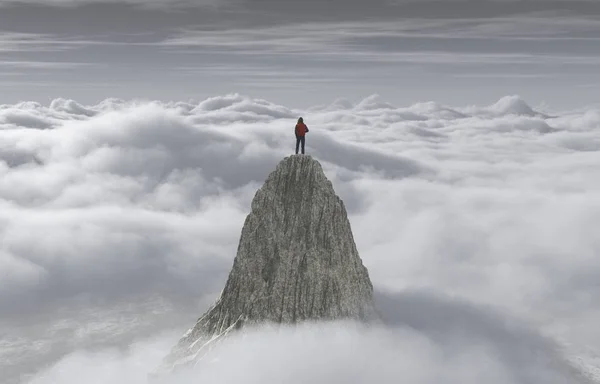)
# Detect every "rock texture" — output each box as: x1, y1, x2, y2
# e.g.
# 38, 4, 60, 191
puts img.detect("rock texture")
155, 155, 377, 374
